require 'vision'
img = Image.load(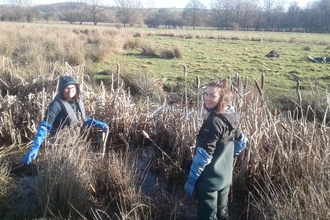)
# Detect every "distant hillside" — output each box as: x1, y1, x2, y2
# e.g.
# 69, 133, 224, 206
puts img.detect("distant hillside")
34, 2, 179, 14
35, 2, 93, 13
